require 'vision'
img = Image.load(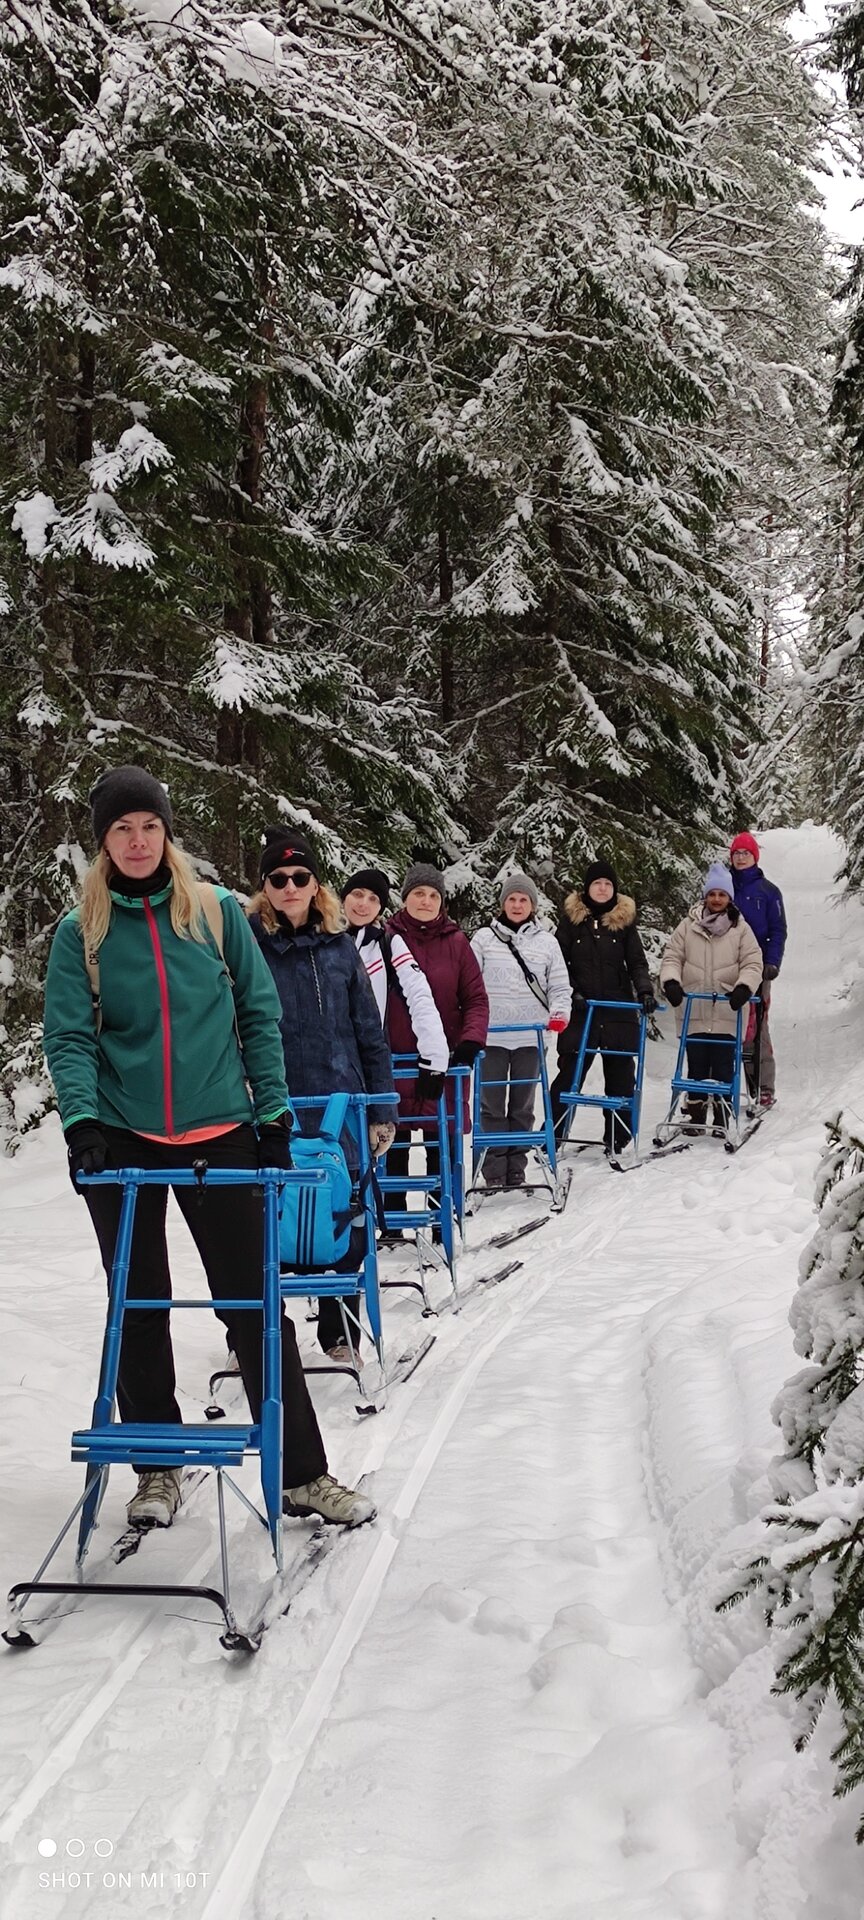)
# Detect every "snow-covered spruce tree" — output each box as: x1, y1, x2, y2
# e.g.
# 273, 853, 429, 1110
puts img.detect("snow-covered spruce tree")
0, 0, 457, 1054
722, 1114, 864, 1835
339, 0, 832, 915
